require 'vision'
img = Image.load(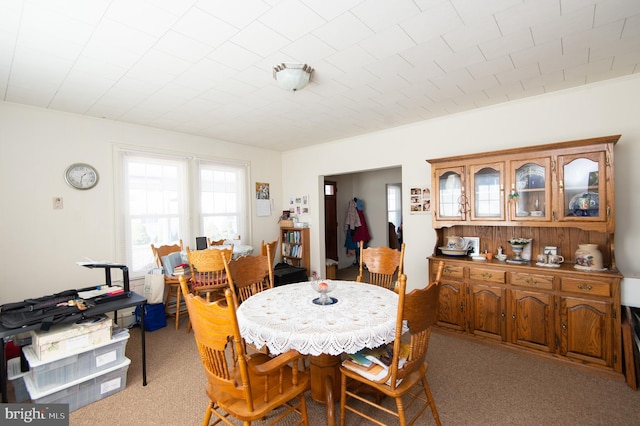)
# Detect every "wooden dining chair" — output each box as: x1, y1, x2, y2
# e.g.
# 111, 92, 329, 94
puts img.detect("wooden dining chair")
224, 245, 274, 304
340, 261, 445, 426
186, 246, 233, 333
356, 241, 405, 290
260, 238, 278, 265
150, 240, 185, 329
179, 276, 310, 426
208, 238, 225, 246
